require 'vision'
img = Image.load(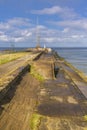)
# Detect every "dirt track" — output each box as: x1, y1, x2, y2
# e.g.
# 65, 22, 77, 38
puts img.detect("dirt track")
0, 52, 87, 130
